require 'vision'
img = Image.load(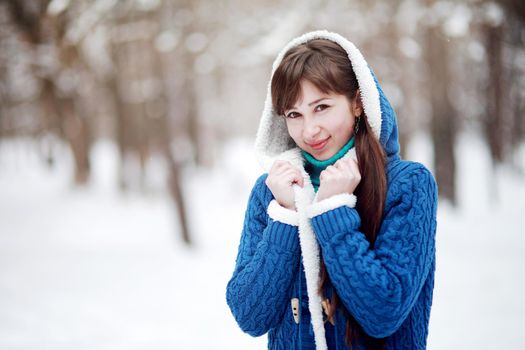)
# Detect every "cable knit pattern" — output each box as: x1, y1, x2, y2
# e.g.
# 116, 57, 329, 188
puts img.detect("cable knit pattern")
310, 162, 437, 345
227, 160, 438, 349
226, 175, 301, 337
